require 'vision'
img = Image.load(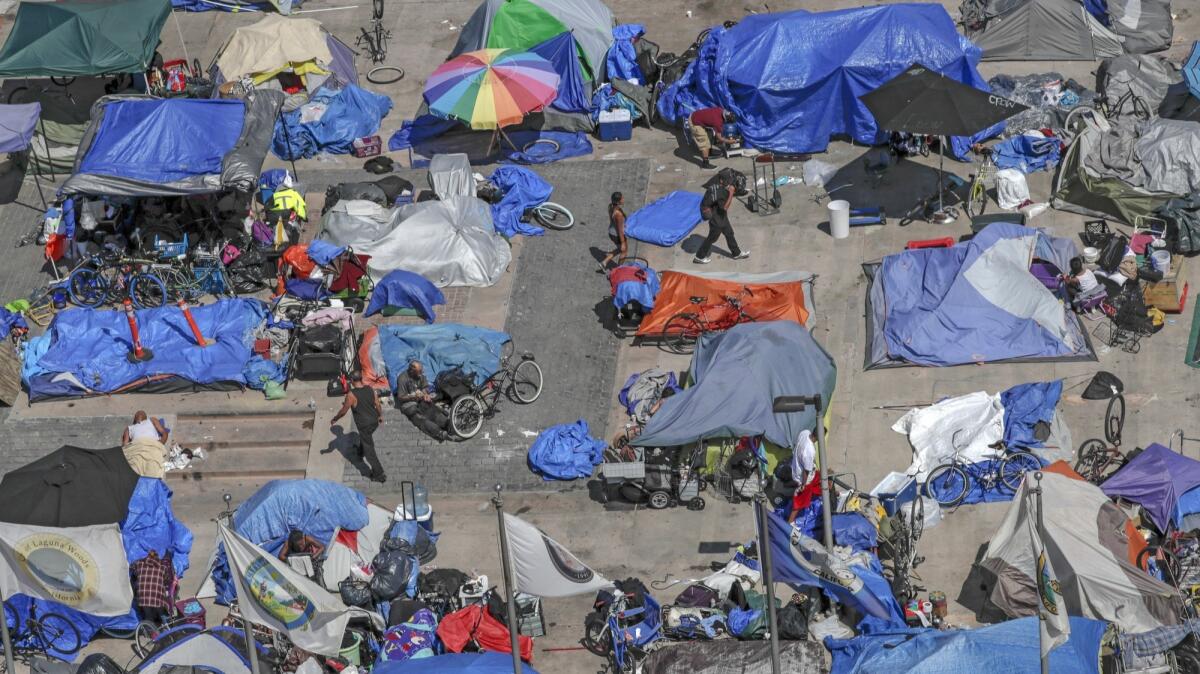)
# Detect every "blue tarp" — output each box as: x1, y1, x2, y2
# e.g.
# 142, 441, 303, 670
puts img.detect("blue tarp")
657, 4, 1000, 160
376, 323, 510, 392
123, 478, 193, 577
625, 191, 703, 246
527, 419, 606, 481
592, 83, 639, 121
490, 166, 551, 238
388, 122, 592, 164
926, 455, 1045, 505
505, 131, 592, 164
530, 32, 590, 114
612, 261, 660, 312
994, 134, 1062, 173
606, 24, 646, 85
273, 84, 392, 160
375, 653, 539, 673
831, 512, 877, 553
25, 299, 269, 400
0, 102, 40, 153
827, 616, 1107, 674
1000, 380, 1062, 449
306, 239, 346, 266
80, 99, 244, 183
366, 270, 445, 321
